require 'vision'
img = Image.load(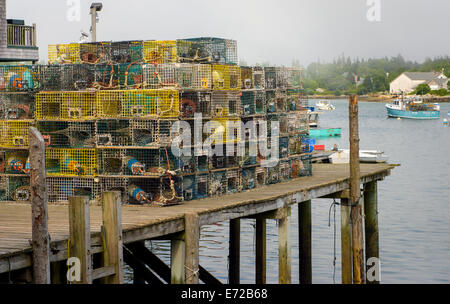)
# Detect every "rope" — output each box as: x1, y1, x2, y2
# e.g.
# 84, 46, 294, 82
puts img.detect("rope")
7, 256, 12, 284
184, 264, 199, 281
328, 199, 339, 284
